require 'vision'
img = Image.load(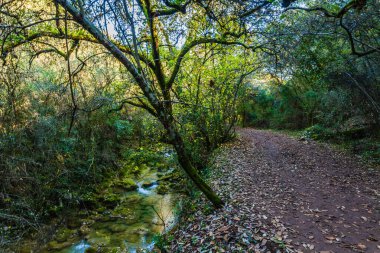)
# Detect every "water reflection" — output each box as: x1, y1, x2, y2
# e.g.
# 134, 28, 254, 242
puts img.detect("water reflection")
51, 178, 175, 253
59, 240, 90, 253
